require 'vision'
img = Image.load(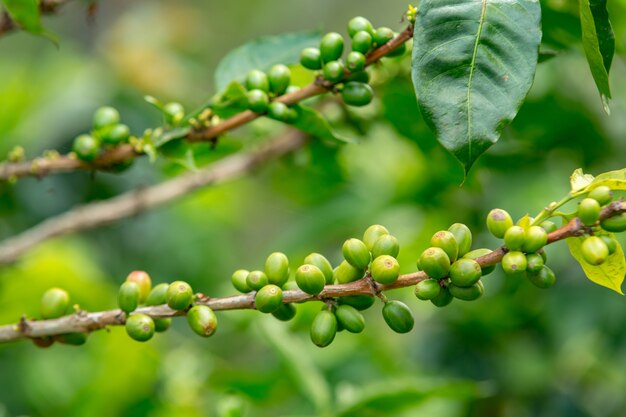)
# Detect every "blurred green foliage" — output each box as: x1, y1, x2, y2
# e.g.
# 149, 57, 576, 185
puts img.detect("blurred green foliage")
0, 0, 626, 416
